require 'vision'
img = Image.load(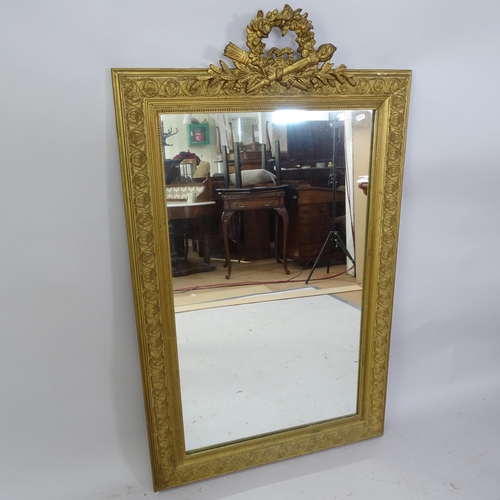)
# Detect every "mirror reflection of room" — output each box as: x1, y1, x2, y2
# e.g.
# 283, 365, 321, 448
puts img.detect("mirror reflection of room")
162, 109, 374, 451
162, 110, 373, 310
